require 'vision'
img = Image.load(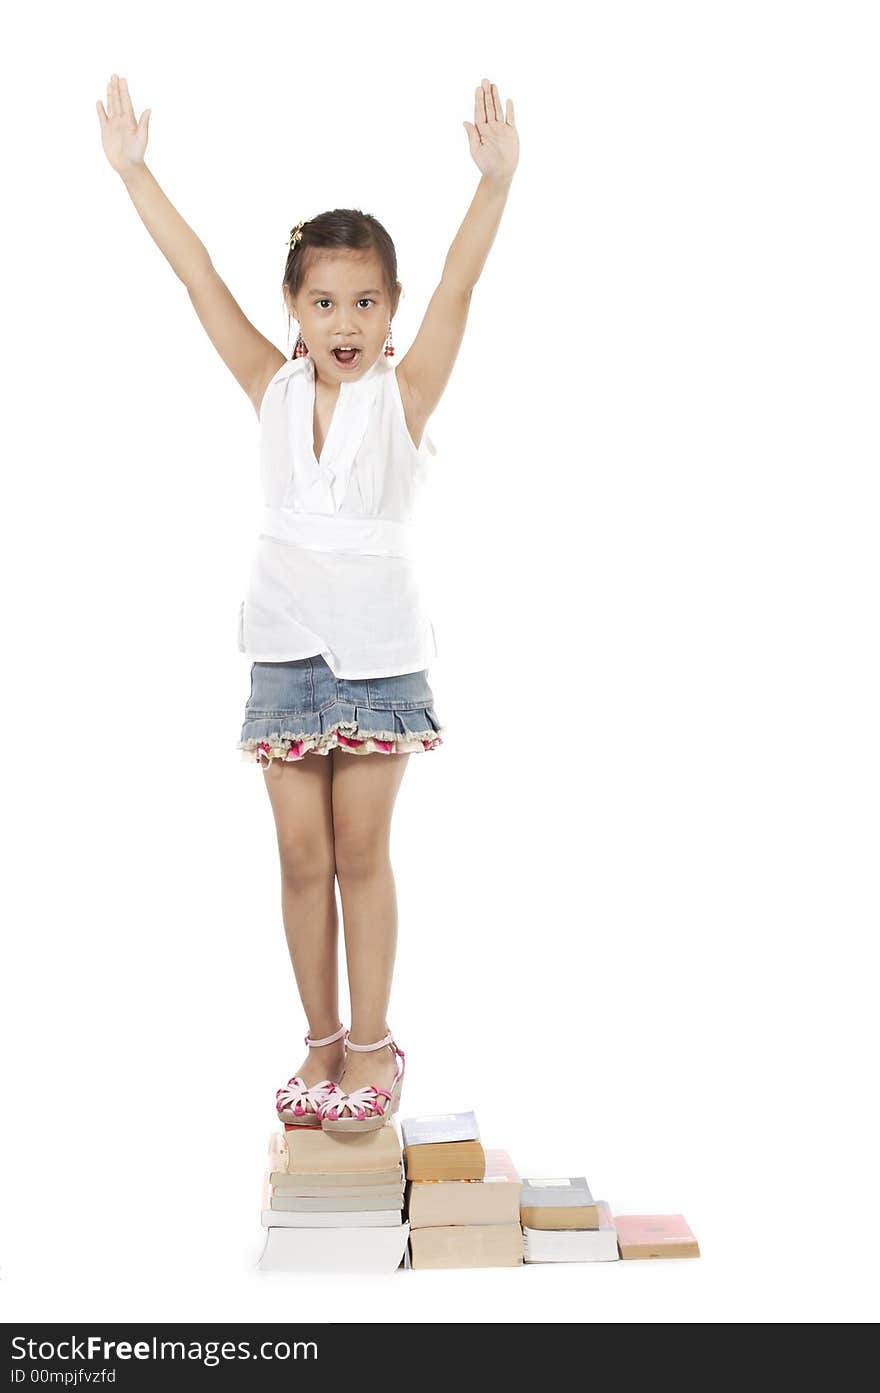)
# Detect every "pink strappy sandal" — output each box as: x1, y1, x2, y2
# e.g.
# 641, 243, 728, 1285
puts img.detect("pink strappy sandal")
317, 1029, 405, 1133
275, 1023, 346, 1125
